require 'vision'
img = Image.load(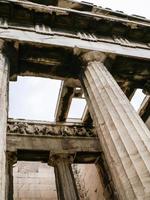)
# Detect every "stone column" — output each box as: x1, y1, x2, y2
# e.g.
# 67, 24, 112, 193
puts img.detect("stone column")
0, 39, 9, 200
6, 152, 17, 200
49, 154, 79, 200
80, 51, 150, 199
